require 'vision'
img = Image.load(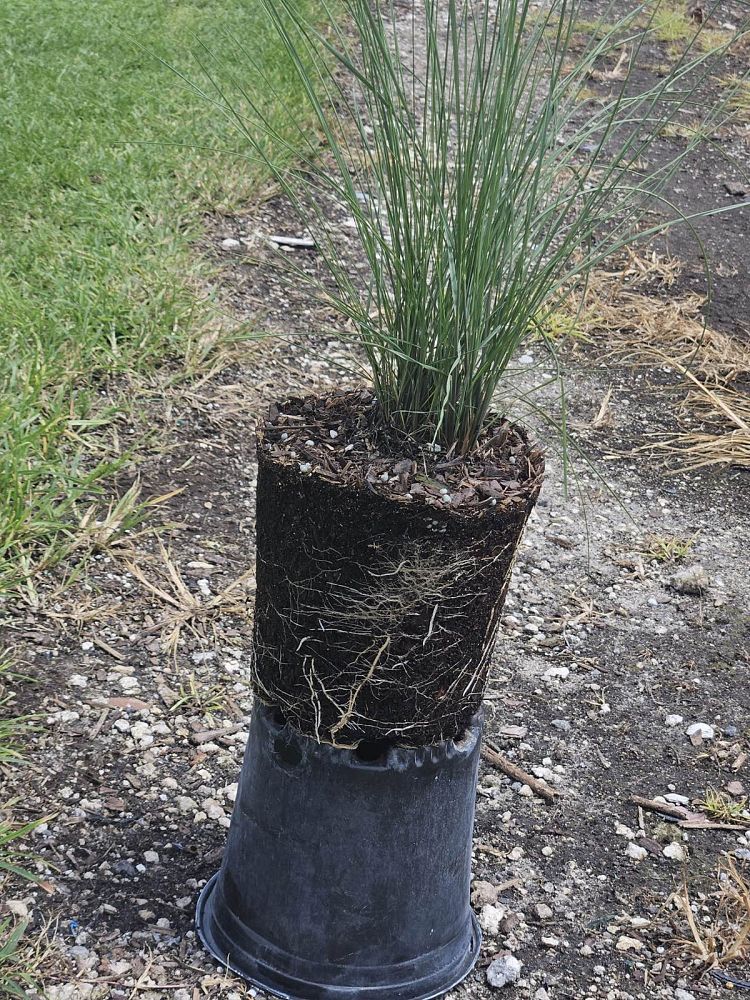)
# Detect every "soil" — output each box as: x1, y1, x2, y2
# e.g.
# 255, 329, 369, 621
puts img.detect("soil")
1, 2, 749, 998
252, 391, 543, 745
